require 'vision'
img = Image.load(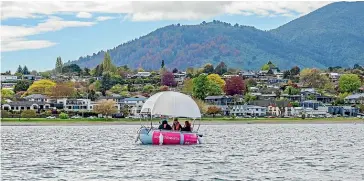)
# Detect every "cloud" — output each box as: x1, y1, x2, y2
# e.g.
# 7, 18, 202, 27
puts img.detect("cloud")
76, 12, 92, 18
1, 1, 332, 21
1, 16, 96, 52
96, 16, 116, 21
